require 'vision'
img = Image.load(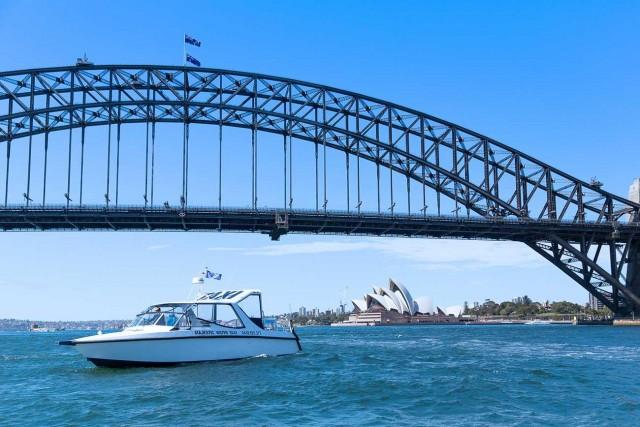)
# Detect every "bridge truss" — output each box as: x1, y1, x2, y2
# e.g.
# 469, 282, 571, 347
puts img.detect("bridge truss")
0, 65, 638, 314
